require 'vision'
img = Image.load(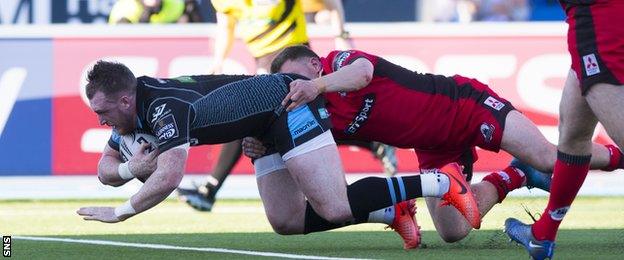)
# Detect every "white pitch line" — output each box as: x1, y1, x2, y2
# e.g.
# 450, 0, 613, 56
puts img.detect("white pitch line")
14, 236, 369, 260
